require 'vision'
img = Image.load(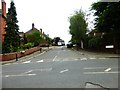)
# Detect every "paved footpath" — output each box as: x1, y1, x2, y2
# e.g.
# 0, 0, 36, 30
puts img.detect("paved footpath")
1, 47, 51, 65
75, 49, 120, 58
